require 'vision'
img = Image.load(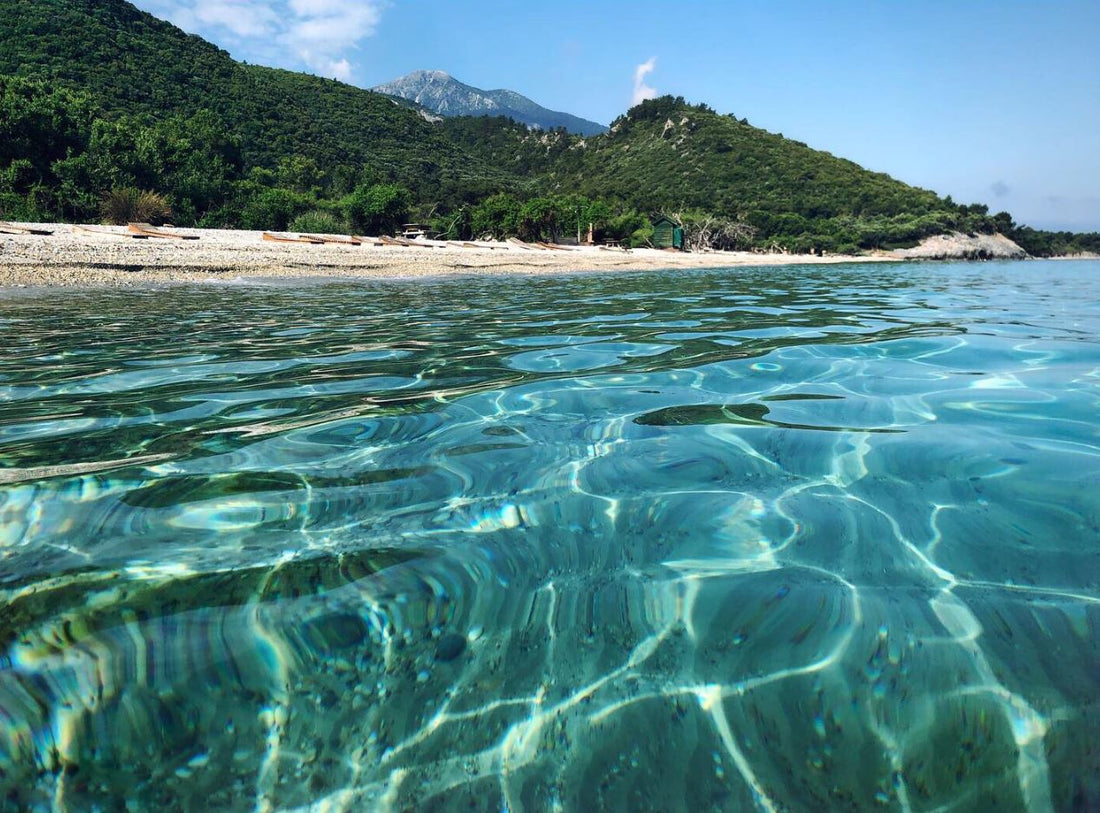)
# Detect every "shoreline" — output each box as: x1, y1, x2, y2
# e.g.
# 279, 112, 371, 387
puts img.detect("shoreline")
1, 223, 895, 288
